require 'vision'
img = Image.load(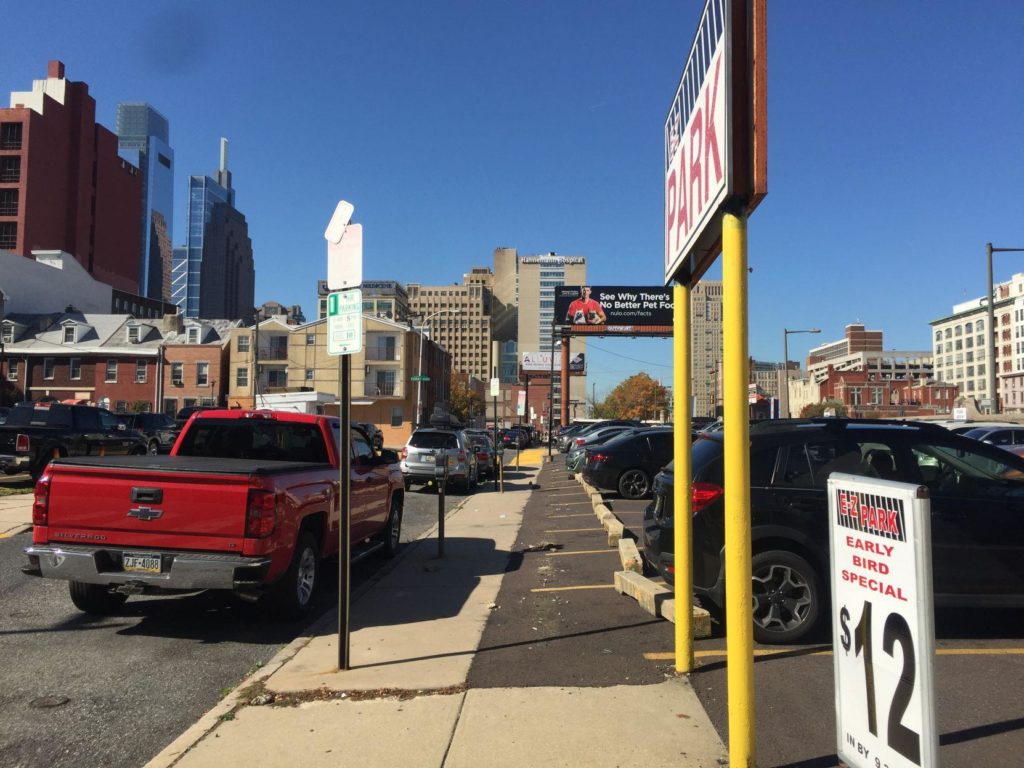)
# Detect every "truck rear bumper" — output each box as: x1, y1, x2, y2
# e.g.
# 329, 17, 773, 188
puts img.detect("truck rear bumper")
0, 454, 32, 475
22, 544, 272, 591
